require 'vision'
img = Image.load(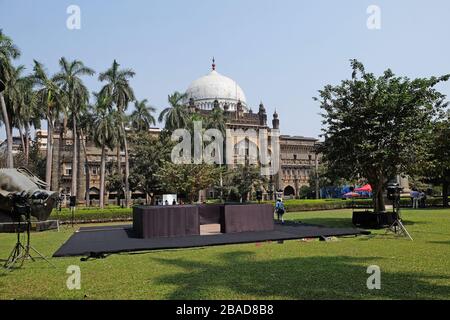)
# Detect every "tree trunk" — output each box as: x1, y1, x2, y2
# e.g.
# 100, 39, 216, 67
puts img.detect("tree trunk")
443, 180, 449, 208
53, 122, 66, 193
122, 123, 131, 208
372, 181, 386, 212
24, 124, 30, 166
18, 126, 26, 161
0, 93, 14, 168
116, 145, 122, 206
71, 115, 78, 199
80, 129, 90, 207
100, 145, 106, 209
45, 118, 53, 190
